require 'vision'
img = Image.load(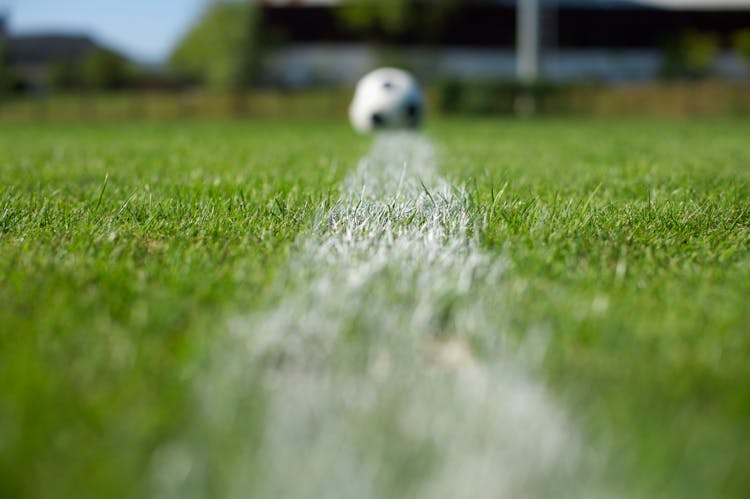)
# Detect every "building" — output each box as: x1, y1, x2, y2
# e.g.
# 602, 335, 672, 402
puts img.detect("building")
257, 0, 750, 86
7, 34, 101, 90
0, 14, 126, 91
